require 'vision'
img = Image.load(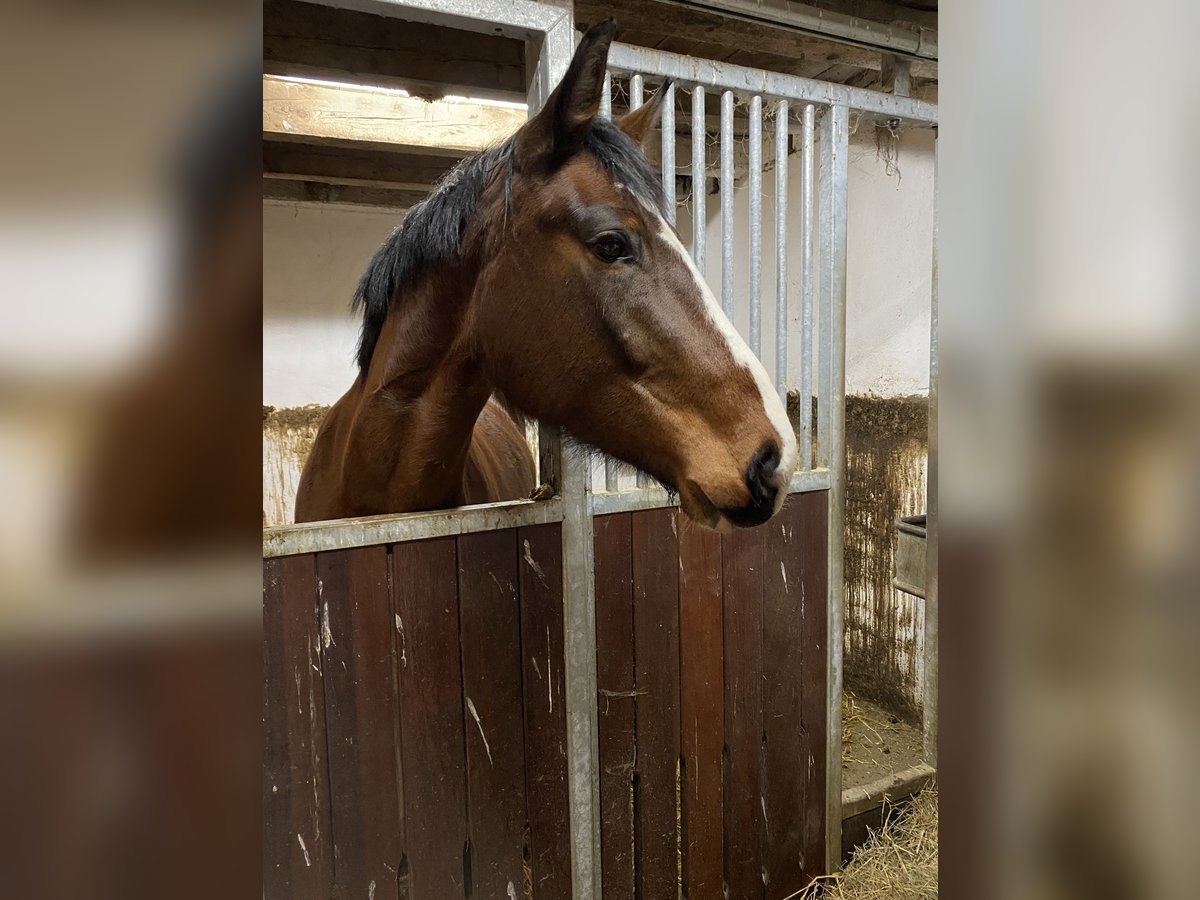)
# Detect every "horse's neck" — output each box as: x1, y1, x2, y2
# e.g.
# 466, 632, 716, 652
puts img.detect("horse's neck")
344, 278, 489, 513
